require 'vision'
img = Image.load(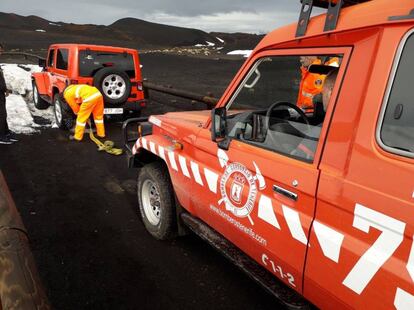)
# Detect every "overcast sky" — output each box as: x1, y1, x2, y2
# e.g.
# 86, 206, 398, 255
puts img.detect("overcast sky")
0, 0, 321, 34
